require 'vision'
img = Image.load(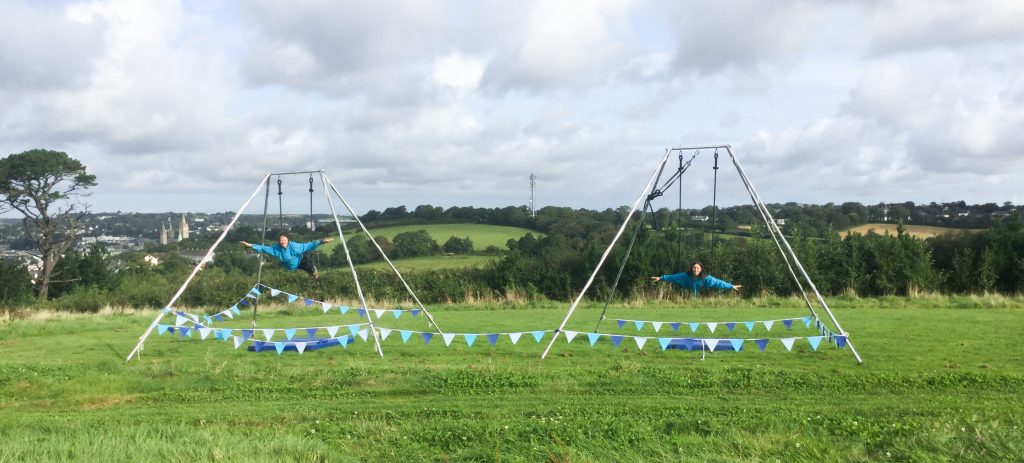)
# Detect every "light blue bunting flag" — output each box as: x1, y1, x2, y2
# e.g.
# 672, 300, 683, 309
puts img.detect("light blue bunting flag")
689, 322, 699, 333
658, 337, 672, 350
464, 334, 477, 347
400, 330, 414, 343
162, 307, 171, 314
803, 316, 813, 328
410, 309, 421, 317
729, 339, 744, 351
157, 324, 169, 335
339, 306, 350, 315
287, 294, 299, 303
230, 305, 241, 315
781, 338, 797, 351
616, 319, 626, 329
755, 338, 769, 351
744, 321, 755, 332
442, 333, 457, 346
531, 331, 545, 343
203, 316, 213, 325
587, 333, 600, 346
251, 287, 261, 296
347, 324, 360, 336
391, 310, 402, 319
508, 332, 523, 344
486, 334, 500, 346
633, 321, 645, 331
284, 328, 297, 341
274, 342, 286, 355
807, 336, 823, 351
610, 335, 624, 347
339, 335, 350, 348
670, 322, 681, 332
421, 332, 434, 344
